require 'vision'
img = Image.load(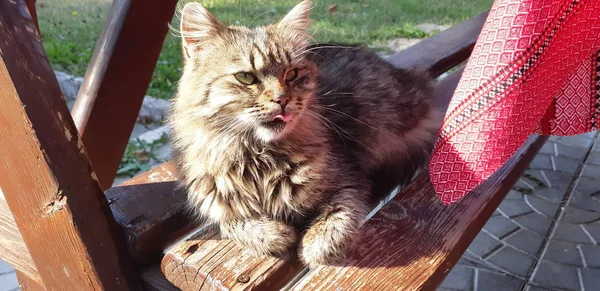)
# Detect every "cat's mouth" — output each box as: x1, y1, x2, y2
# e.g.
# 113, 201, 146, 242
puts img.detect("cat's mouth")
264, 113, 295, 130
